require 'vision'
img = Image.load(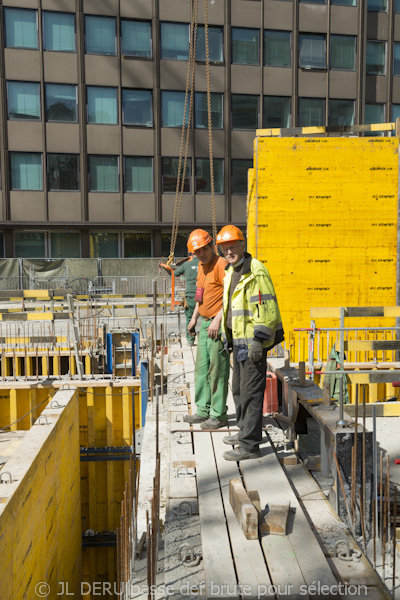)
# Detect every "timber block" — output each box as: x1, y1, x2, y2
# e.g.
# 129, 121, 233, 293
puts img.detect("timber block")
229, 478, 259, 540
277, 453, 298, 466
260, 501, 290, 536
248, 490, 261, 514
